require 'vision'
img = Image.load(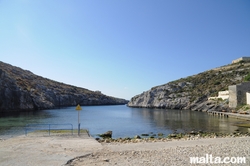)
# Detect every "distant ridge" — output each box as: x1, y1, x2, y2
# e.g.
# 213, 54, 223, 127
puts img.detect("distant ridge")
0, 61, 128, 112
128, 60, 250, 112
